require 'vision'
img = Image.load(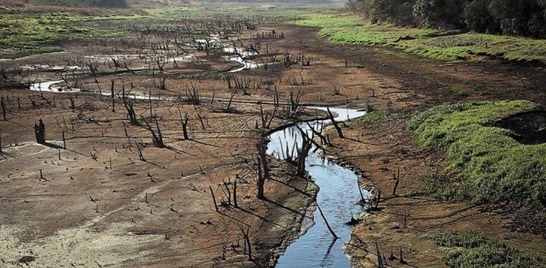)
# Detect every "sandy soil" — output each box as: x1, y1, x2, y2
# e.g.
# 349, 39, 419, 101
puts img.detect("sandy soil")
1, 16, 545, 268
